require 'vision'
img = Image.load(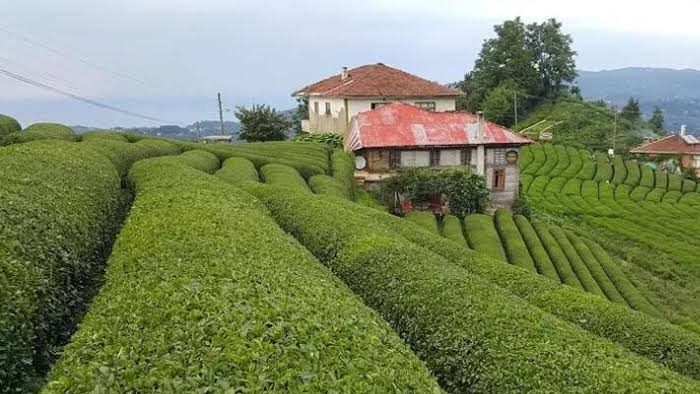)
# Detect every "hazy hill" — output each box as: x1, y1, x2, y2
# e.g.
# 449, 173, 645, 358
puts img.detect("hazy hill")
576, 68, 700, 134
